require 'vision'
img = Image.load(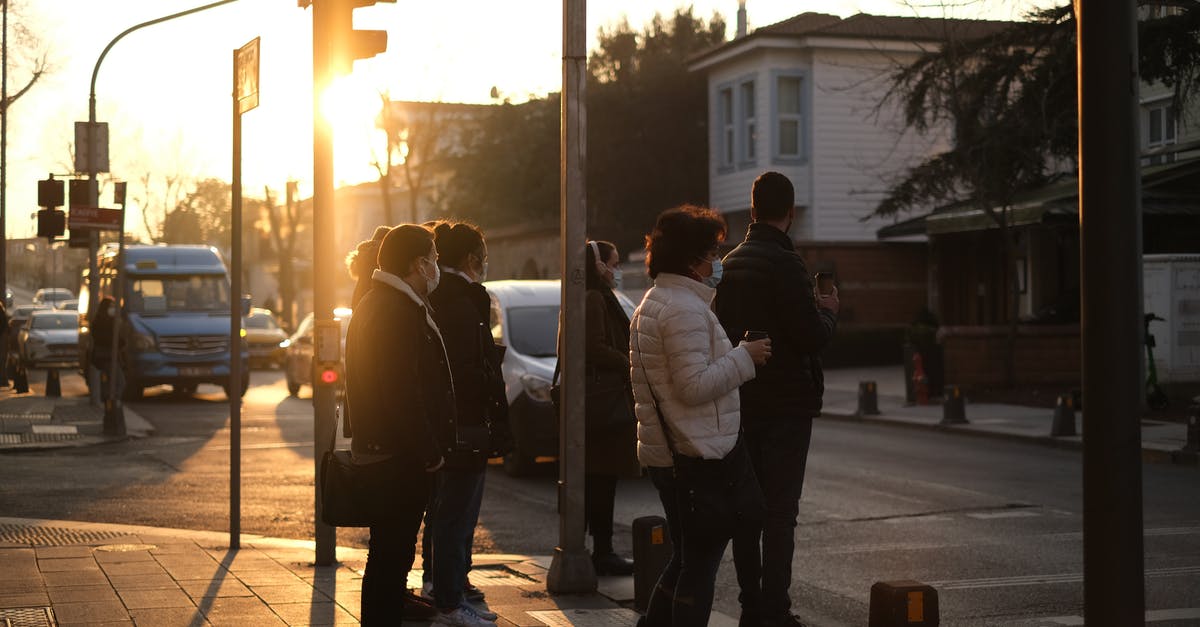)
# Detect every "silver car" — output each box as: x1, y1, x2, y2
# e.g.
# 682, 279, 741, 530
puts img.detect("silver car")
19, 310, 80, 369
